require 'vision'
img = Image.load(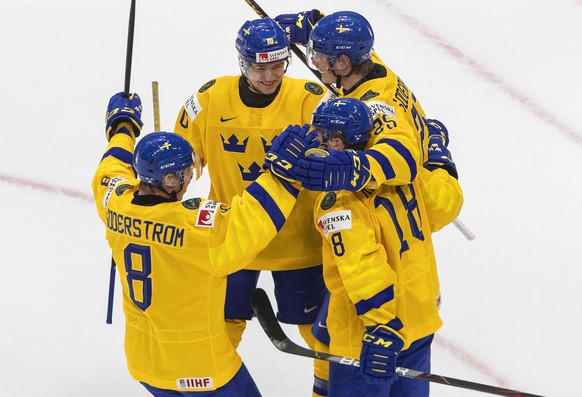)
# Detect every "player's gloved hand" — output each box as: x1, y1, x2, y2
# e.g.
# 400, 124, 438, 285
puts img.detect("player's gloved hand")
424, 118, 458, 179
105, 92, 143, 141
263, 124, 320, 182
360, 324, 404, 385
274, 9, 324, 45
296, 149, 371, 191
